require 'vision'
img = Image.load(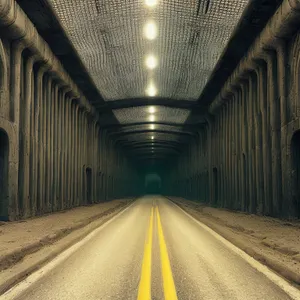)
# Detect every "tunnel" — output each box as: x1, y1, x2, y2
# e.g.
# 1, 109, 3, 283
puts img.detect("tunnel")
1, 0, 300, 299
0, 0, 297, 221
